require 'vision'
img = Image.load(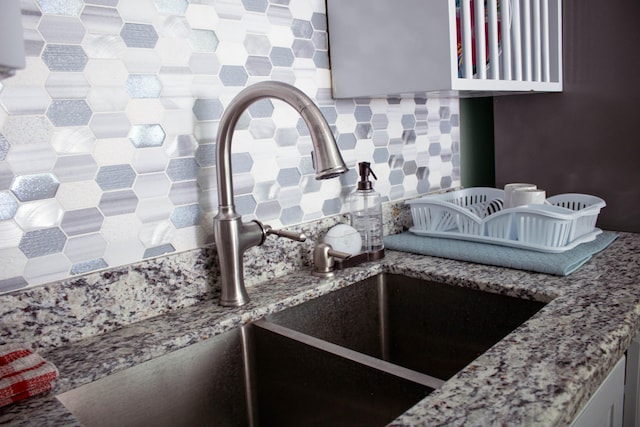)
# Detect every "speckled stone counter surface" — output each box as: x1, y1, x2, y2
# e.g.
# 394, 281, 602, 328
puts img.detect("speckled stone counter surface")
1, 230, 639, 426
